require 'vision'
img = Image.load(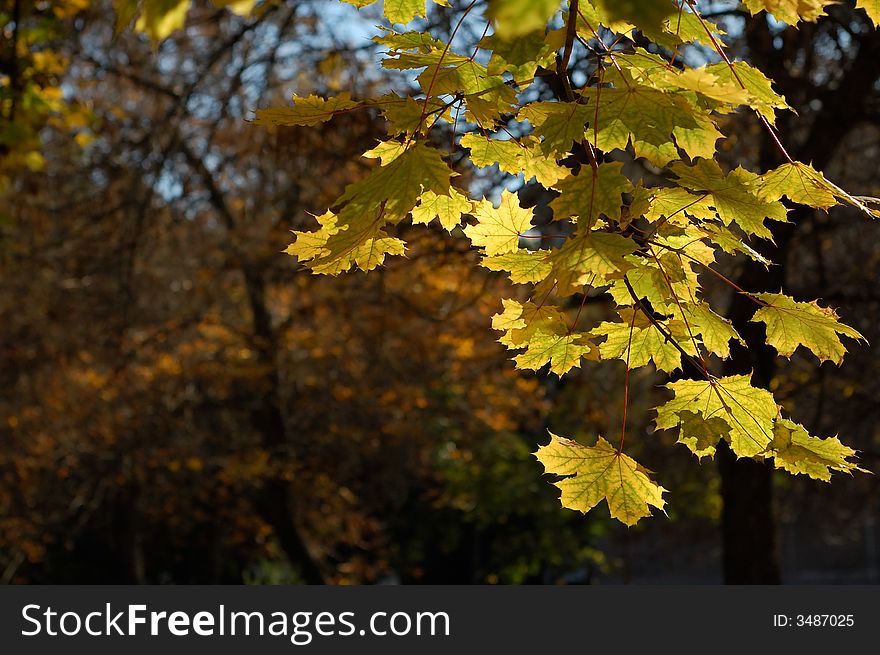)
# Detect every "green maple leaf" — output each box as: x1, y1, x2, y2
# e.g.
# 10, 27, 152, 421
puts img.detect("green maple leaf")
517, 102, 594, 156
486, 0, 562, 37
698, 222, 771, 265
769, 418, 866, 481
670, 159, 788, 238
678, 301, 743, 359
609, 258, 677, 309
676, 410, 732, 459
416, 60, 517, 125
534, 434, 667, 526
491, 298, 595, 375
705, 61, 791, 125
594, 308, 694, 373
372, 28, 446, 51
253, 92, 359, 127
590, 0, 678, 37
285, 211, 405, 275
755, 162, 839, 209
286, 144, 450, 273
655, 374, 780, 458
641, 186, 716, 226
653, 8, 726, 49
377, 94, 447, 137
464, 191, 534, 256
543, 231, 638, 294
480, 30, 559, 84
481, 250, 552, 284
337, 143, 451, 221
550, 162, 633, 228
654, 65, 752, 106
751, 293, 865, 364
580, 82, 714, 166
